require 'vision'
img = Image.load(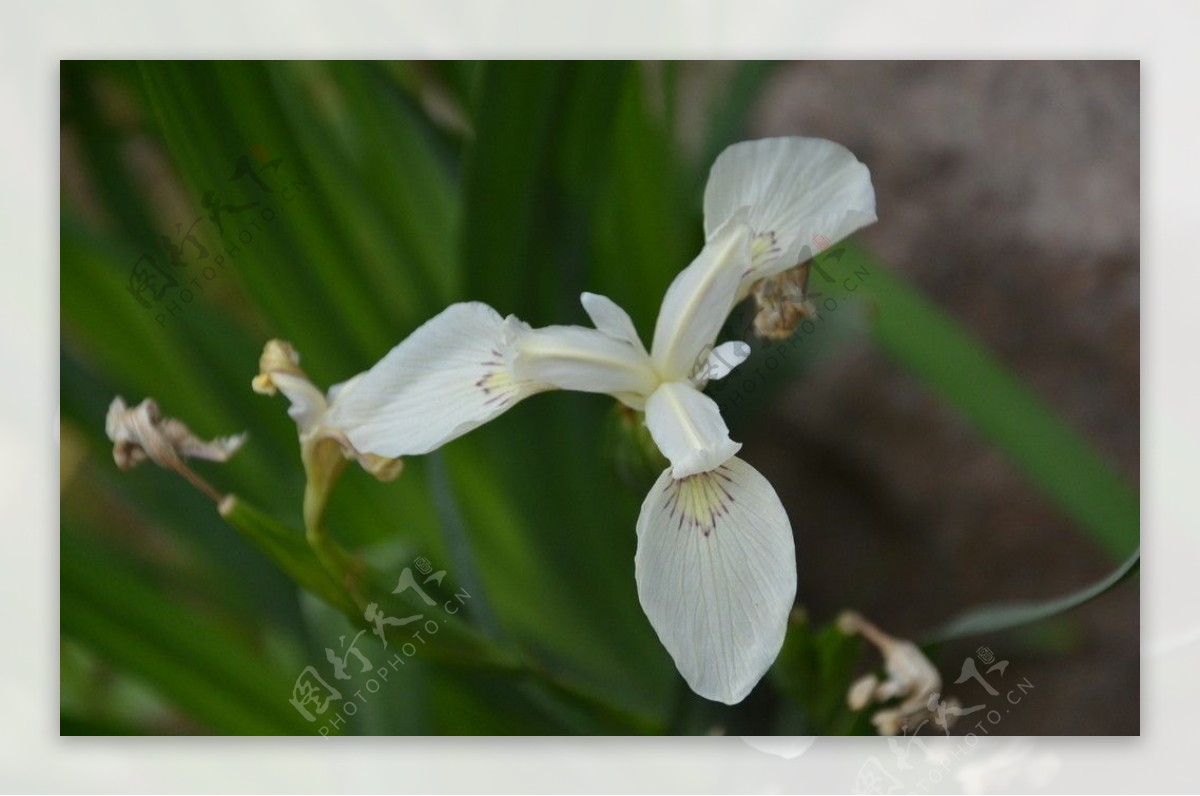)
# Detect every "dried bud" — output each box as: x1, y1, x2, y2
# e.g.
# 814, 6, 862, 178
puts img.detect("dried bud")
839, 611, 958, 736
847, 673, 880, 711
750, 263, 817, 341
252, 339, 306, 396
105, 396, 245, 501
